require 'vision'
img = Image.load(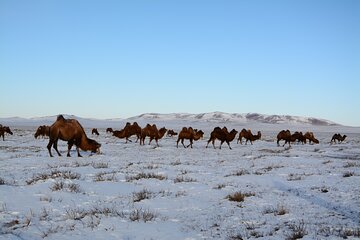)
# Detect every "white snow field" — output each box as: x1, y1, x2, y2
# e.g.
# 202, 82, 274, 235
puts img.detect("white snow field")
0, 113, 359, 239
